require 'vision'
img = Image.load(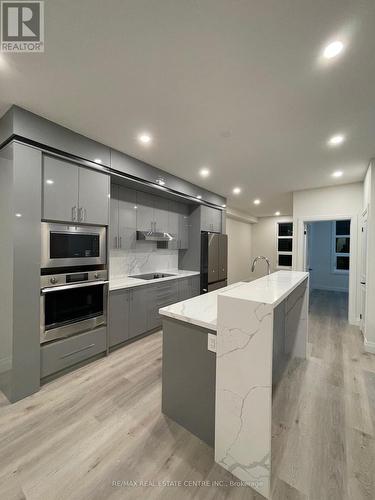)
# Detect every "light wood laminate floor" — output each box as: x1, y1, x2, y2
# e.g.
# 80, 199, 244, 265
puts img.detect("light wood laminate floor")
0, 290, 374, 500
